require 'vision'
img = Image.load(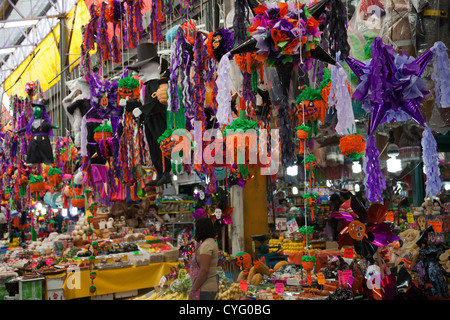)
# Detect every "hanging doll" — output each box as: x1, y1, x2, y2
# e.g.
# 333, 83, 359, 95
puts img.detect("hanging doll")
127, 42, 171, 187
62, 77, 92, 147
80, 74, 121, 203
81, 73, 121, 165
15, 99, 59, 165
